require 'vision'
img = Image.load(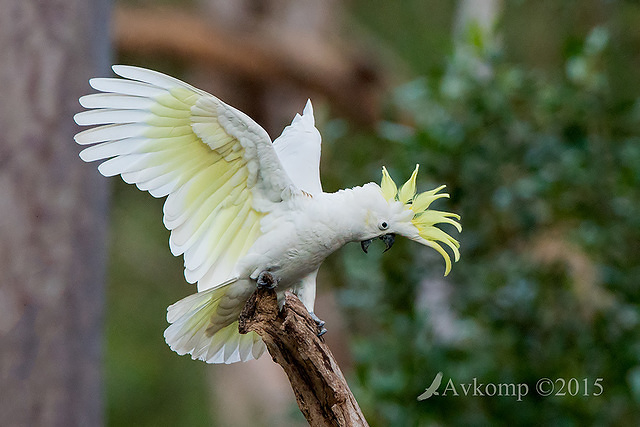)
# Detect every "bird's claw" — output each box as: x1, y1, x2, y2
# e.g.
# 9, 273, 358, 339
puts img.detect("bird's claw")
256, 271, 278, 289
309, 311, 327, 337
